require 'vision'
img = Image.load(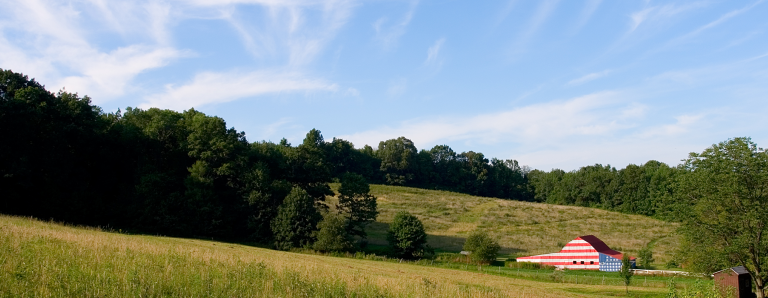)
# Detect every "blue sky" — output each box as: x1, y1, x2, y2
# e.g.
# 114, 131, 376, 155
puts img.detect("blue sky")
2, 0, 767, 171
